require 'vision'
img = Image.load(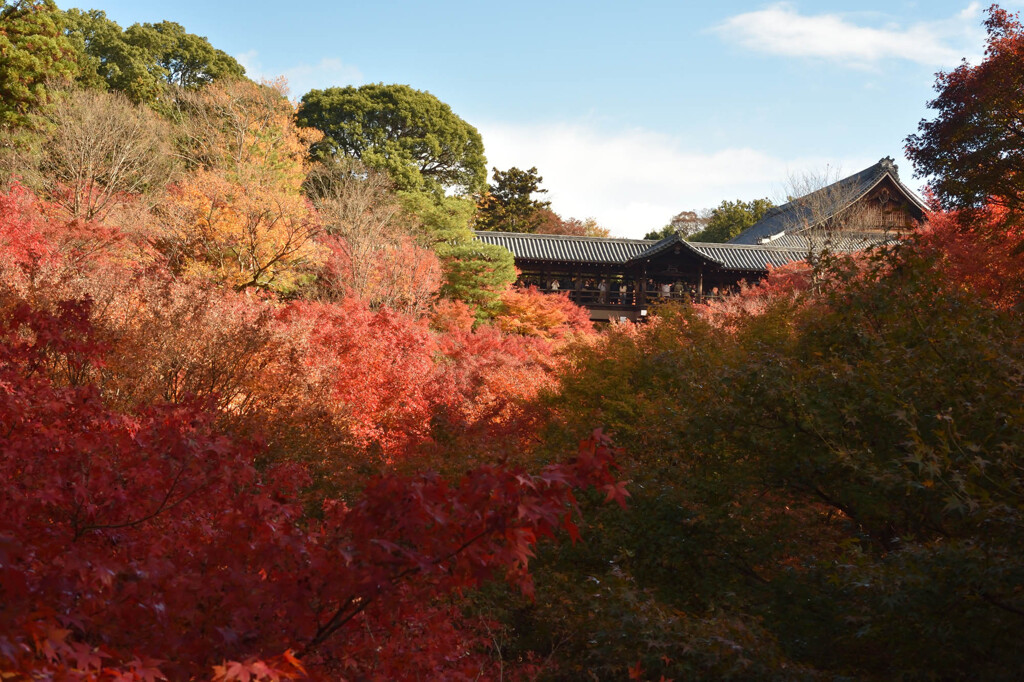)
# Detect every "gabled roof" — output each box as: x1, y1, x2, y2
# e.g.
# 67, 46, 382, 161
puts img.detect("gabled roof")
625, 233, 722, 264
623, 233, 807, 271
726, 157, 928, 246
